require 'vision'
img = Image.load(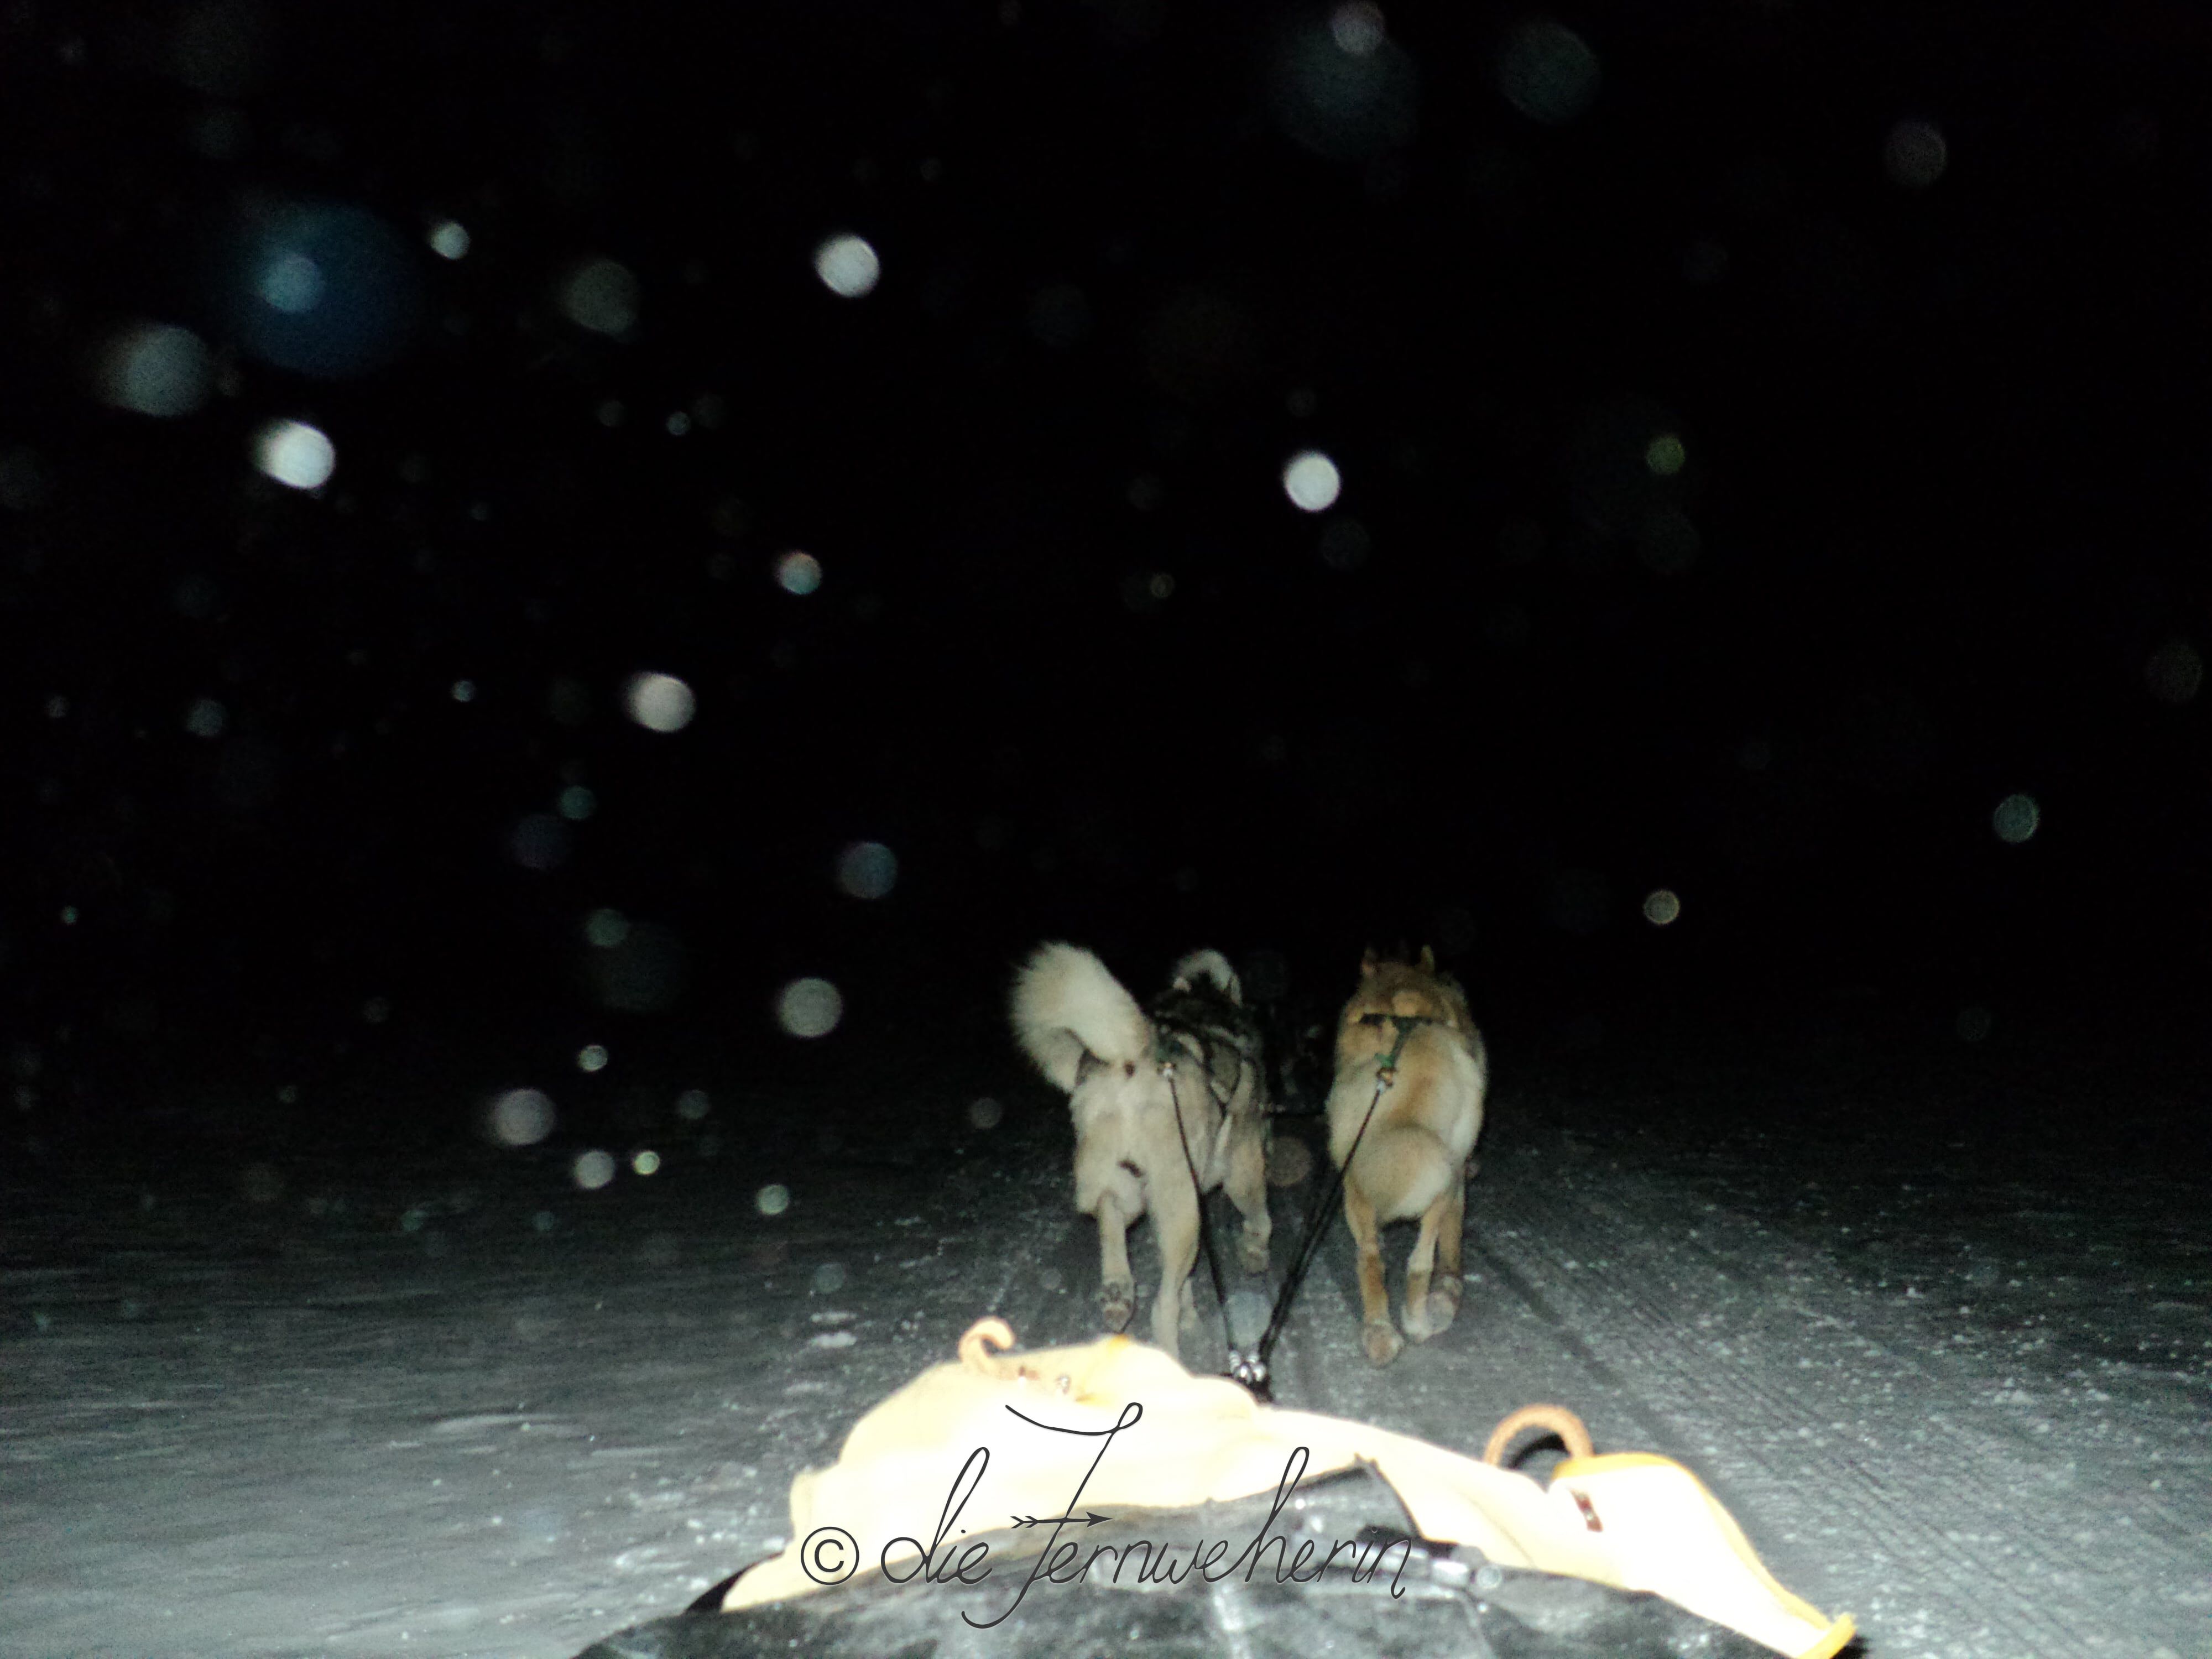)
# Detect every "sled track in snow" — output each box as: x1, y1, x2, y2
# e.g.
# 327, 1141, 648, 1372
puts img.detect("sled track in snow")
1472, 1157, 2126, 1657
886, 1109, 2206, 1657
